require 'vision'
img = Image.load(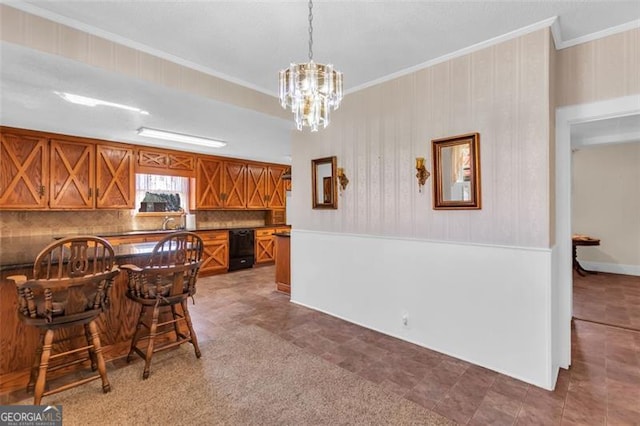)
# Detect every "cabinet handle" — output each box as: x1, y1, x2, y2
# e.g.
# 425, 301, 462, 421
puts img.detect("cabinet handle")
38, 185, 45, 198
88, 188, 93, 198
96, 188, 100, 198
